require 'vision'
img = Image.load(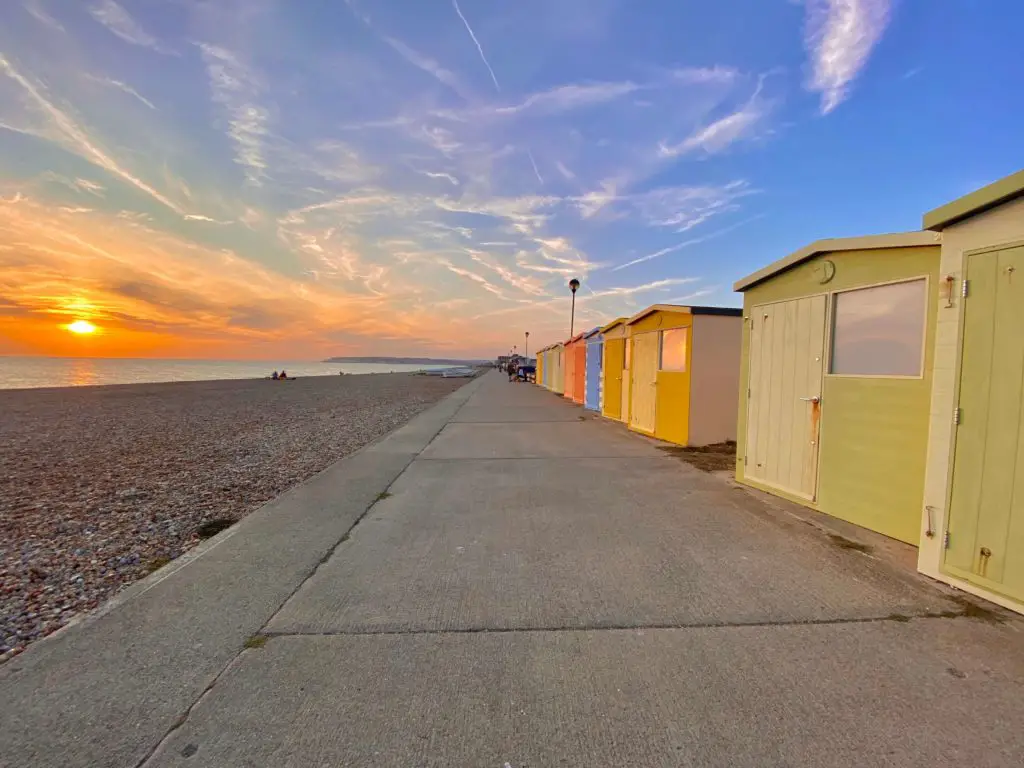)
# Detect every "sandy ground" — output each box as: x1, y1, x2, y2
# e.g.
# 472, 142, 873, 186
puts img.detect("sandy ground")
0, 373, 467, 658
